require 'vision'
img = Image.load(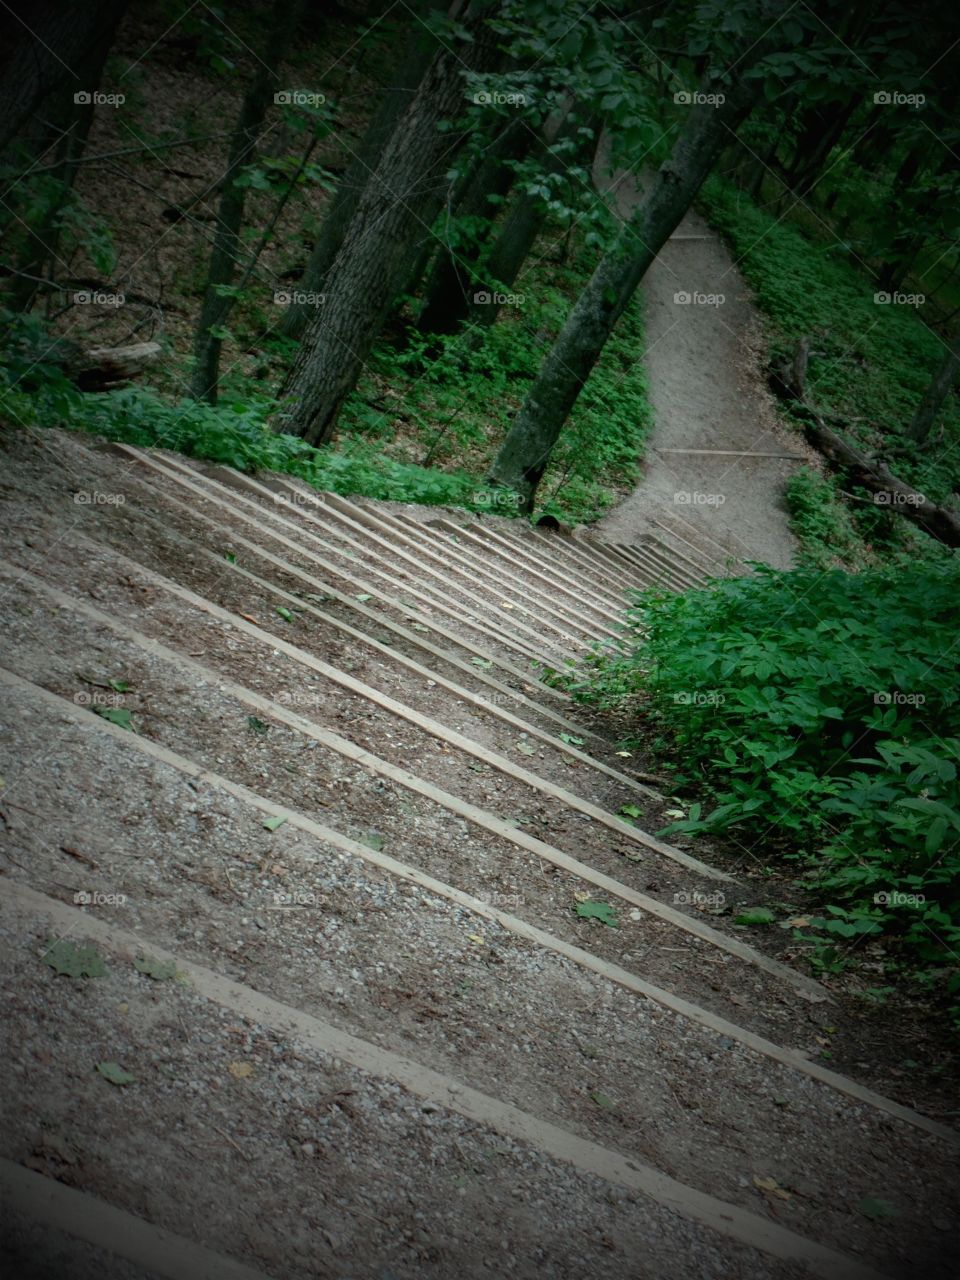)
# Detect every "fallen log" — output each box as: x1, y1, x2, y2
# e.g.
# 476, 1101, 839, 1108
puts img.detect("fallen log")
59, 341, 161, 391
769, 338, 960, 548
